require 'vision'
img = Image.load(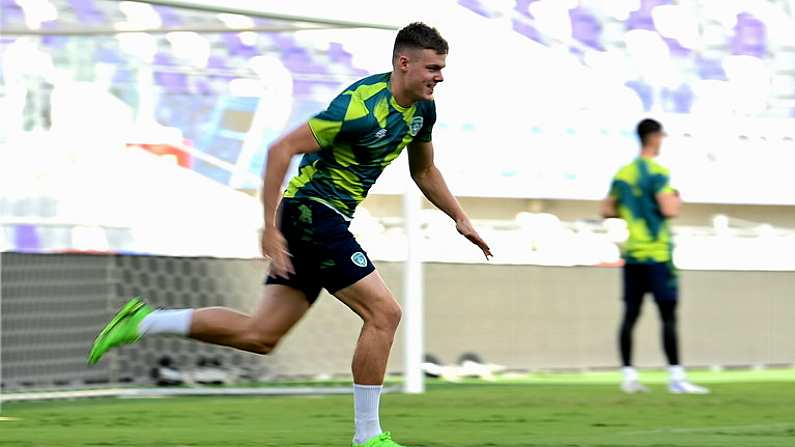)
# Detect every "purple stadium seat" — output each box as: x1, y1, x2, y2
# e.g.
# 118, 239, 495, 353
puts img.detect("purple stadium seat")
512, 18, 544, 44
222, 33, 258, 58
663, 37, 690, 58
281, 48, 318, 74
271, 33, 296, 48
14, 224, 41, 252
154, 5, 182, 27
193, 78, 214, 95
1, 2, 24, 25
69, 0, 106, 25
458, 0, 499, 18
569, 7, 604, 51
696, 57, 727, 81
328, 42, 353, 65
514, 0, 537, 18
626, 0, 672, 31
569, 46, 586, 64
292, 79, 314, 96
207, 54, 227, 69
0, 0, 18, 14
0, 0, 19, 13
206, 55, 234, 81
40, 21, 66, 48
731, 12, 767, 57
154, 72, 189, 93
625, 80, 653, 111
204, 54, 236, 91
662, 83, 694, 113
96, 46, 123, 64
154, 52, 177, 67
154, 53, 189, 93
112, 68, 136, 85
